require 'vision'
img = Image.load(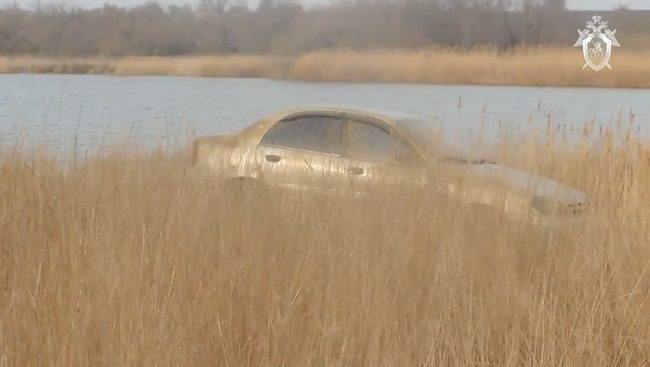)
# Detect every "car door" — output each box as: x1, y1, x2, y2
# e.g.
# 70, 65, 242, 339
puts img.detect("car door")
342, 115, 428, 196
253, 113, 351, 194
